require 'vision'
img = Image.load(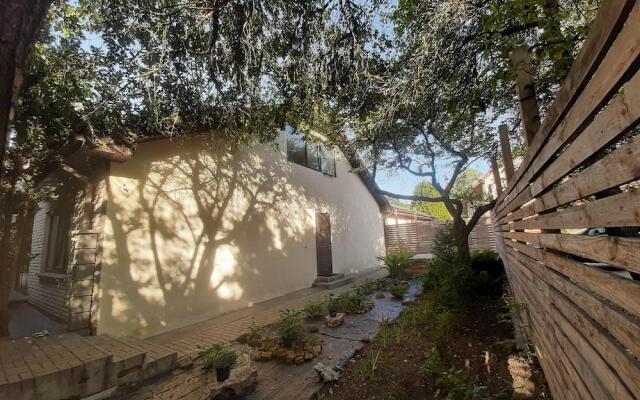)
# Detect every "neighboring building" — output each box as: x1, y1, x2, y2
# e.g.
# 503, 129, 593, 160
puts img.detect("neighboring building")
473, 158, 523, 200
25, 128, 389, 337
